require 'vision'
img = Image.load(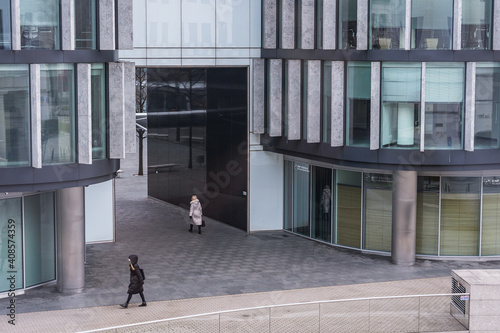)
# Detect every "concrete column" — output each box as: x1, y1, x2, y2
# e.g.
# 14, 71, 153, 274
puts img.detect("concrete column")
322, 0, 337, 50
117, 0, 134, 50
404, 0, 411, 50
453, 0, 462, 50
77, 64, 92, 164
269, 59, 282, 137
30, 64, 41, 168
420, 62, 426, 152
10, 0, 20, 50
57, 187, 85, 293
61, 0, 75, 50
357, 0, 368, 50
370, 62, 380, 150
331, 61, 344, 146
263, 0, 277, 49
252, 59, 265, 134
452, 269, 500, 331
108, 62, 125, 159
307, 60, 321, 143
287, 60, 301, 140
281, 0, 295, 49
494, 0, 500, 50
301, 0, 315, 49
123, 62, 136, 154
99, 0, 116, 50
391, 170, 417, 265
465, 62, 476, 152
